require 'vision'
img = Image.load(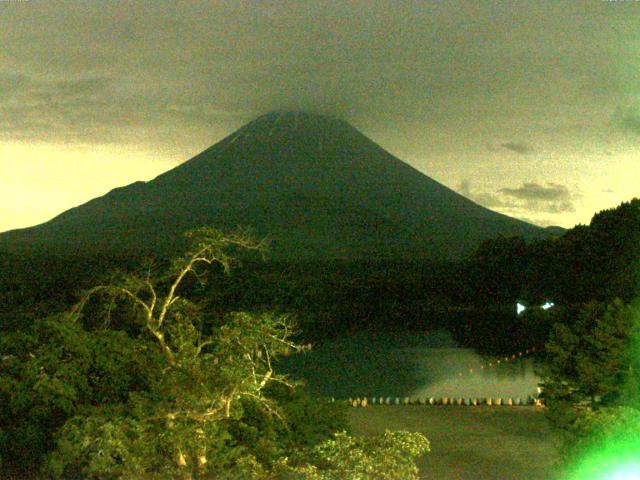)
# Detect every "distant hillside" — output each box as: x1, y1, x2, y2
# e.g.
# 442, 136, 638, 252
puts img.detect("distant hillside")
544, 226, 567, 236
0, 111, 550, 260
